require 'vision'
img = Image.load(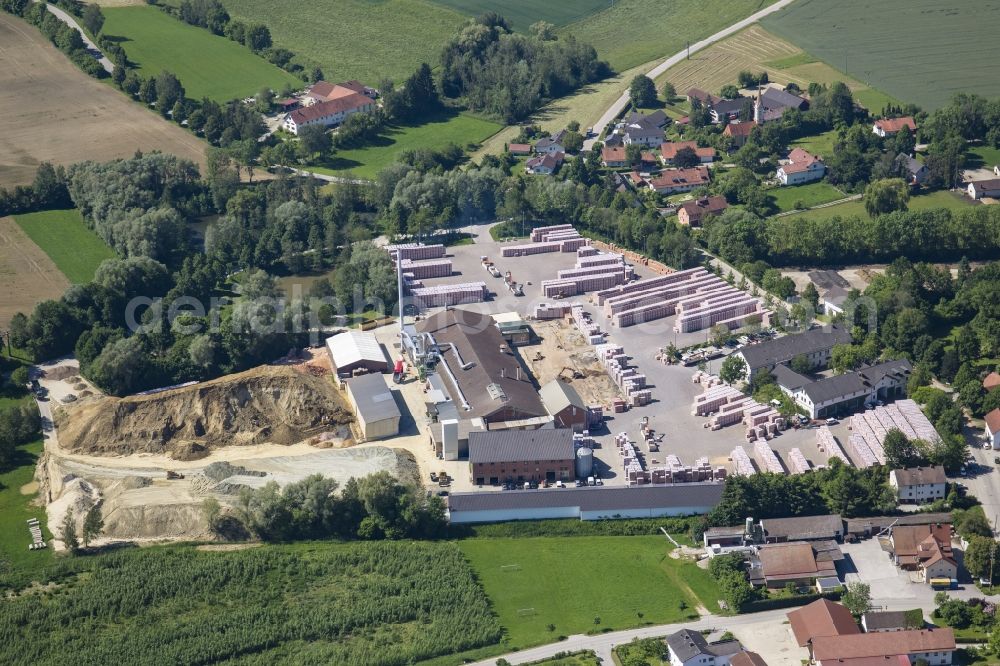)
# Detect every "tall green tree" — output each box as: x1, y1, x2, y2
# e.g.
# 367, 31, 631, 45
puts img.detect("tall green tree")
629, 75, 657, 108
